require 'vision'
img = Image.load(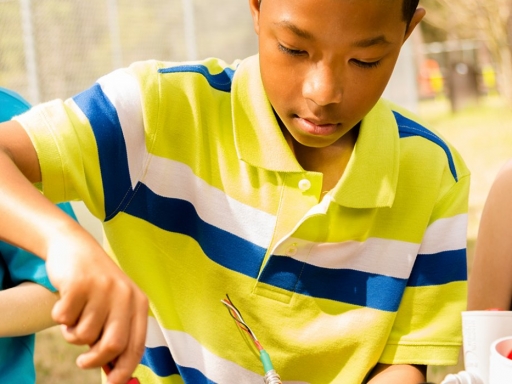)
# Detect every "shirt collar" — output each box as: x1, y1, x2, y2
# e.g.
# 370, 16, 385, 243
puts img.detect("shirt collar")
231, 55, 303, 172
330, 99, 399, 208
231, 55, 399, 208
